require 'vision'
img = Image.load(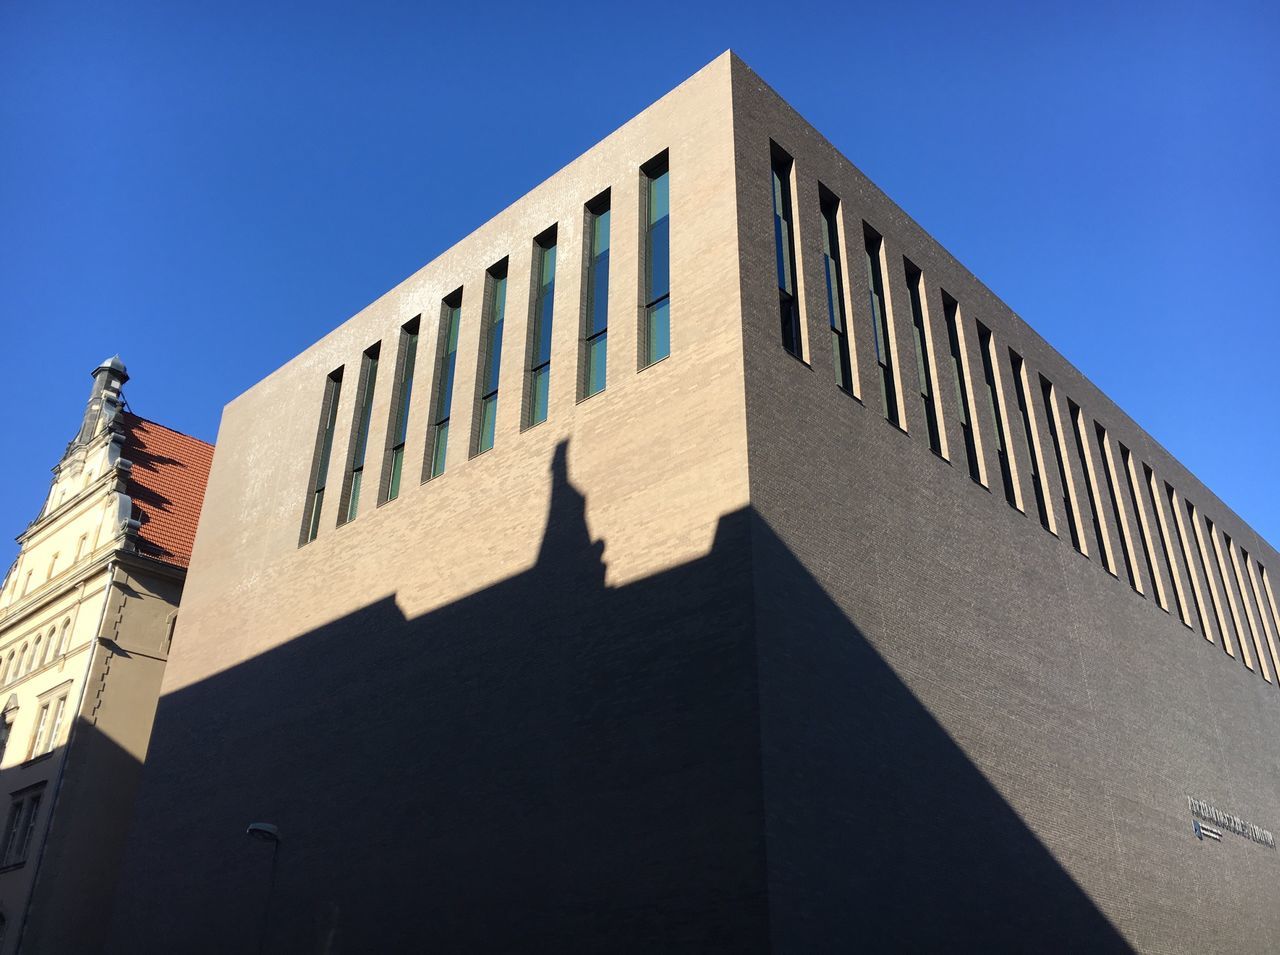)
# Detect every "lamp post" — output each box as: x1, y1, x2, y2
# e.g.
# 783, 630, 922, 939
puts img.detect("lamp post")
246, 823, 281, 955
